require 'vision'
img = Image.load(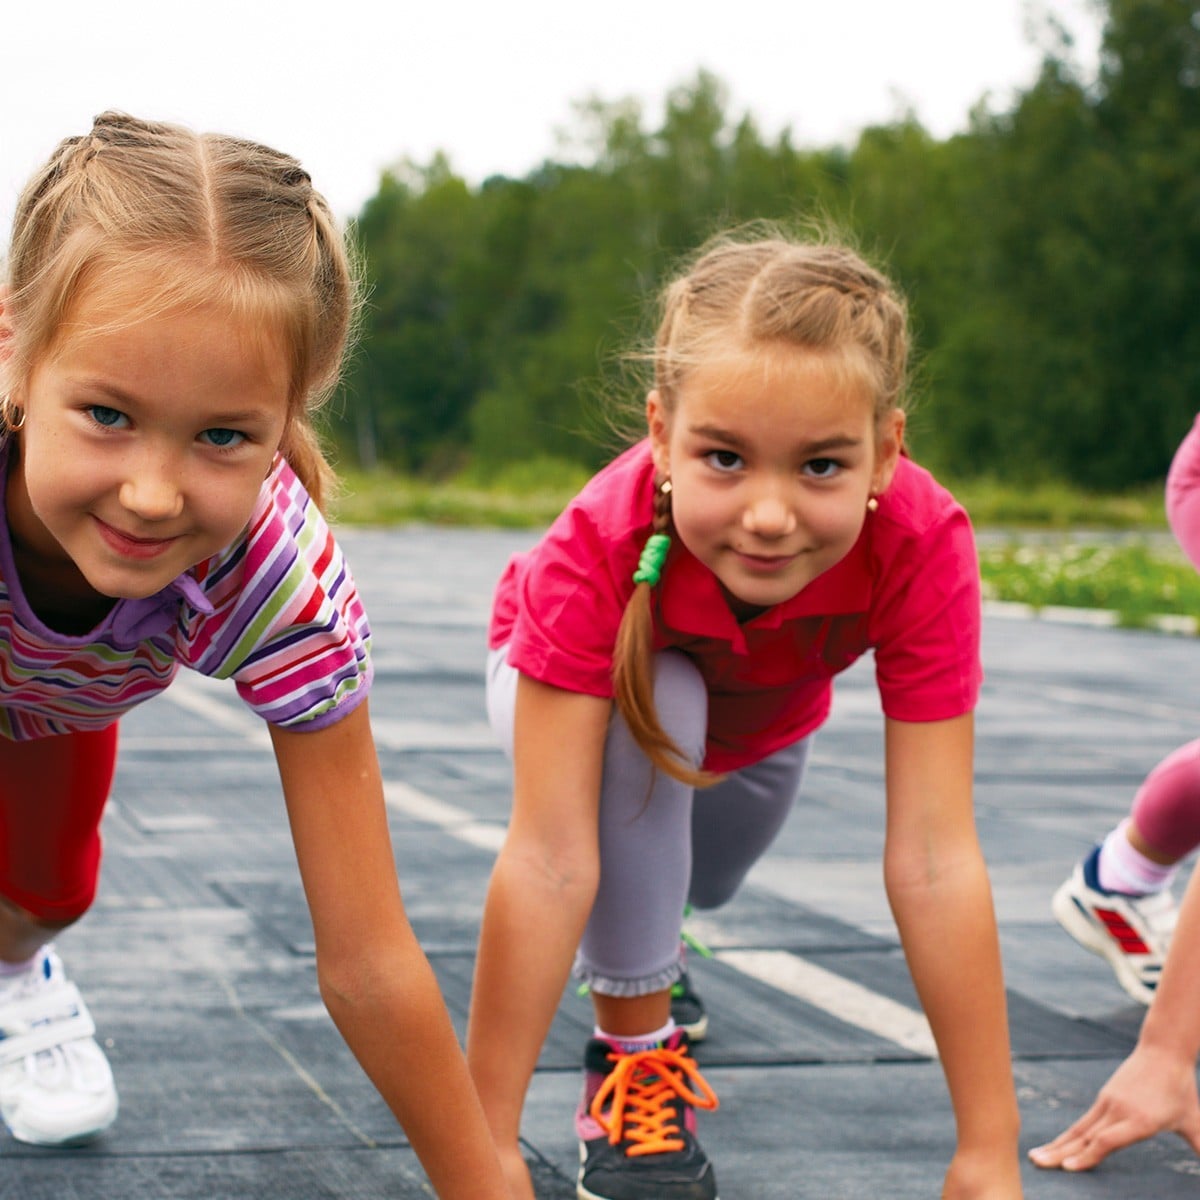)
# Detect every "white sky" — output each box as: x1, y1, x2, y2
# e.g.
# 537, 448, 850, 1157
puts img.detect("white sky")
3, 0, 1103, 236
